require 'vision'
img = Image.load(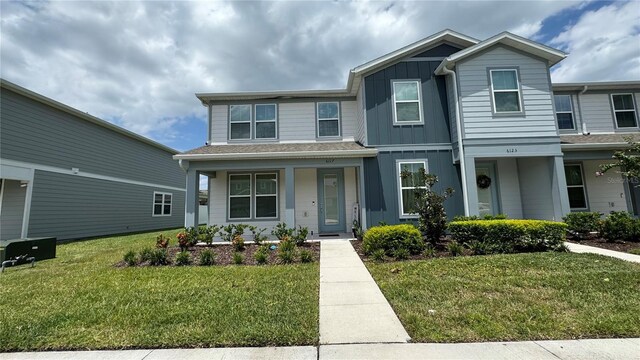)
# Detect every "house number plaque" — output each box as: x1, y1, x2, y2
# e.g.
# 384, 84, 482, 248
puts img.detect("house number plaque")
506, 148, 518, 154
